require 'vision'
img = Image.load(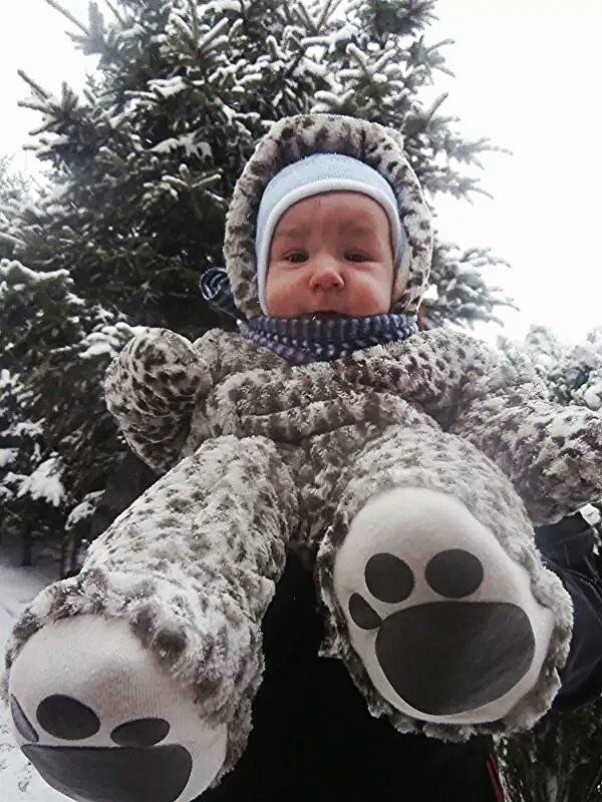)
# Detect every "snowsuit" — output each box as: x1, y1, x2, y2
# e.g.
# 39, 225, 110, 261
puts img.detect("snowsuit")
4, 114, 602, 802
